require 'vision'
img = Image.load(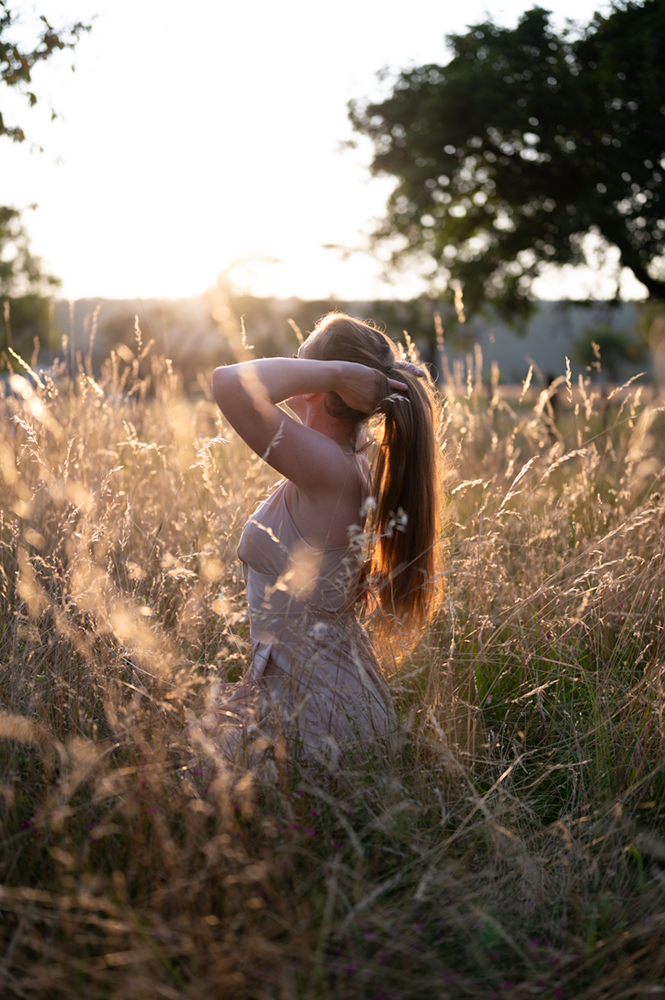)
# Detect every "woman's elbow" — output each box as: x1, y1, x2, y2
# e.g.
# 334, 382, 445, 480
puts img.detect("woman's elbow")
212, 363, 262, 417
212, 365, 232, 410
